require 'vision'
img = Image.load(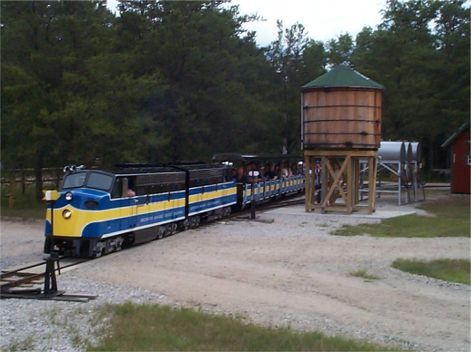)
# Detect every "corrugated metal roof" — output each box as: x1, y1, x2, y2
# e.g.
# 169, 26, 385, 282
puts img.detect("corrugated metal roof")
302, 64, 384, 90
441, 122, 470, 148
